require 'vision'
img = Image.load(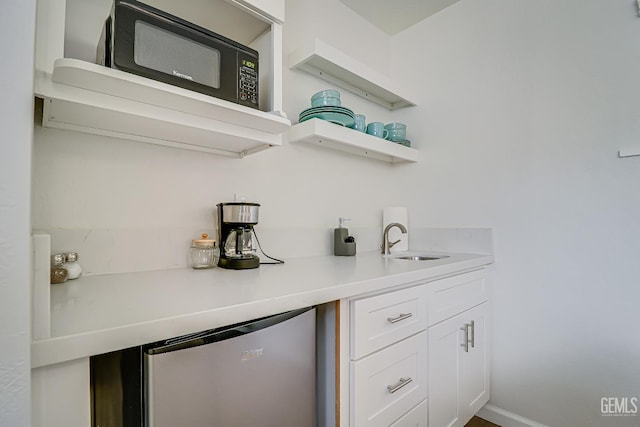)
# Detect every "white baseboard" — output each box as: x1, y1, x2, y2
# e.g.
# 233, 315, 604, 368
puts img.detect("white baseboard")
477, 404, 550, 427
